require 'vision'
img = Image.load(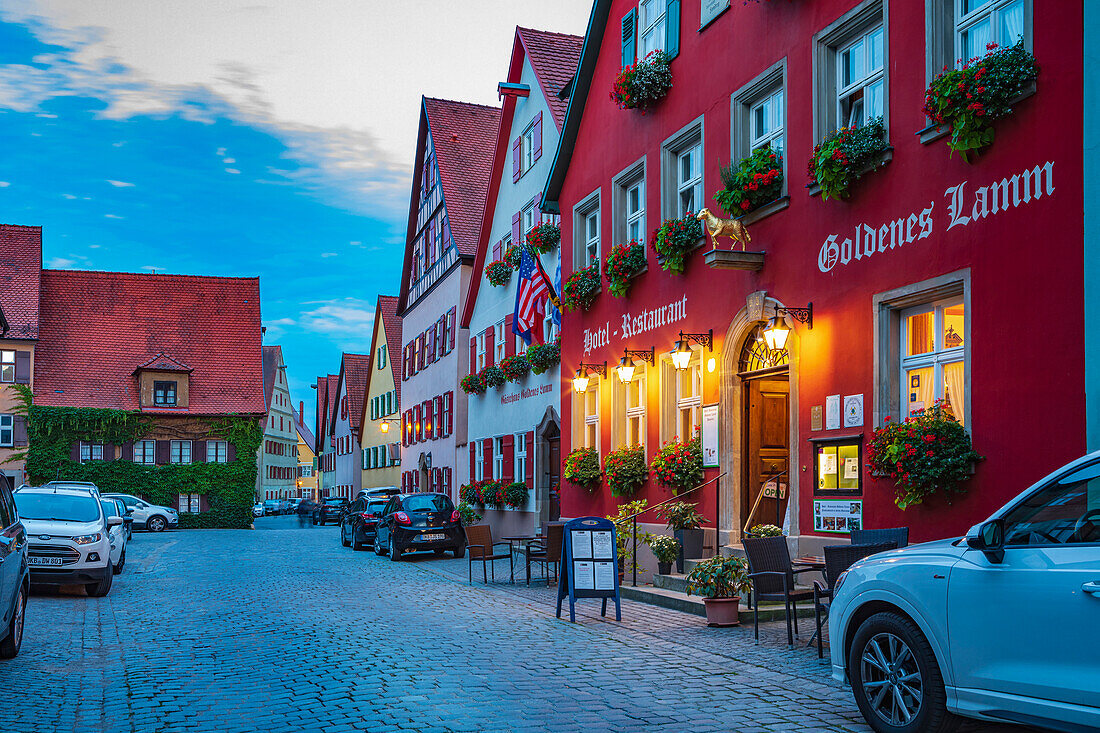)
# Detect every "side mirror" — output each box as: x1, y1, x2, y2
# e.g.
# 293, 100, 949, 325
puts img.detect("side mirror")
107, 516, 123, 527
966, 518, 1005, 563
